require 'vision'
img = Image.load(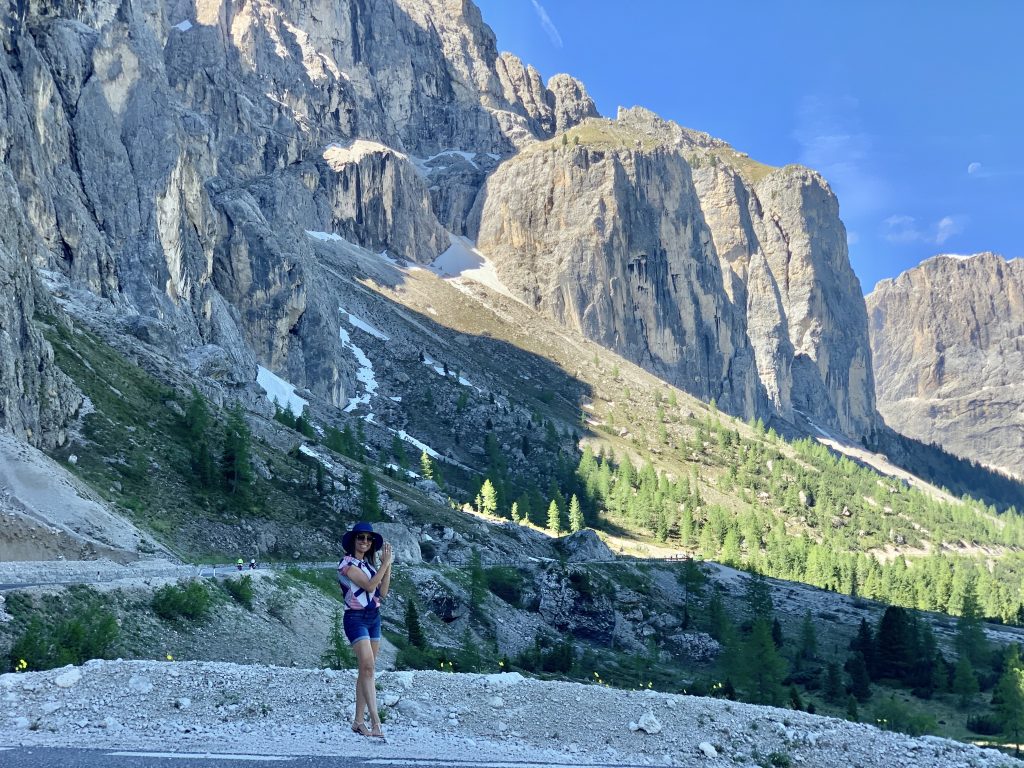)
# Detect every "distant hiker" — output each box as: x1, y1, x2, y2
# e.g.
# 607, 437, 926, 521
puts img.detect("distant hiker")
236, 558, 244, 571
249, 559, 257, 570
338, 521, 393, 739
